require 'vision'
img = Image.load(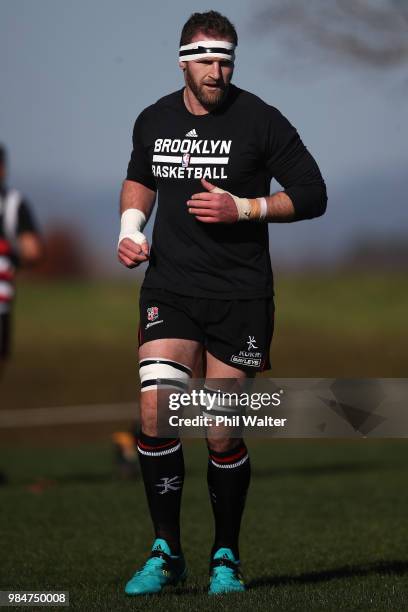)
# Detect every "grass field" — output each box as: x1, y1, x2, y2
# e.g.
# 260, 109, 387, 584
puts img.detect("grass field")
1, 440, 408, 610
1, 272, 407, 410
1, 273, 407, 610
